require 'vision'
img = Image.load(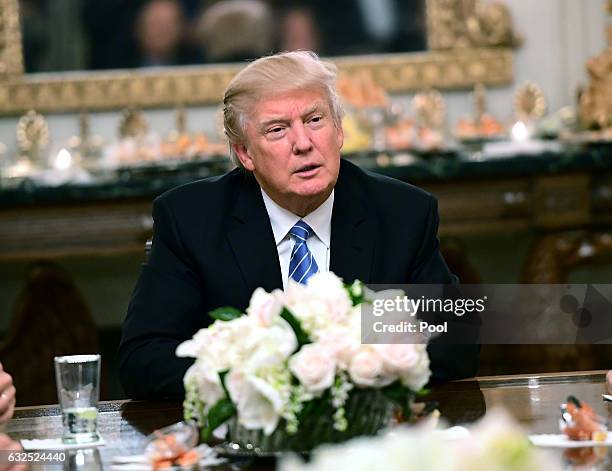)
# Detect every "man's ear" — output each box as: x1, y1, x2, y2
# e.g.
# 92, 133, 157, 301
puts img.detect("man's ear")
336, 123, 344, 151
232, 144, 255, 171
